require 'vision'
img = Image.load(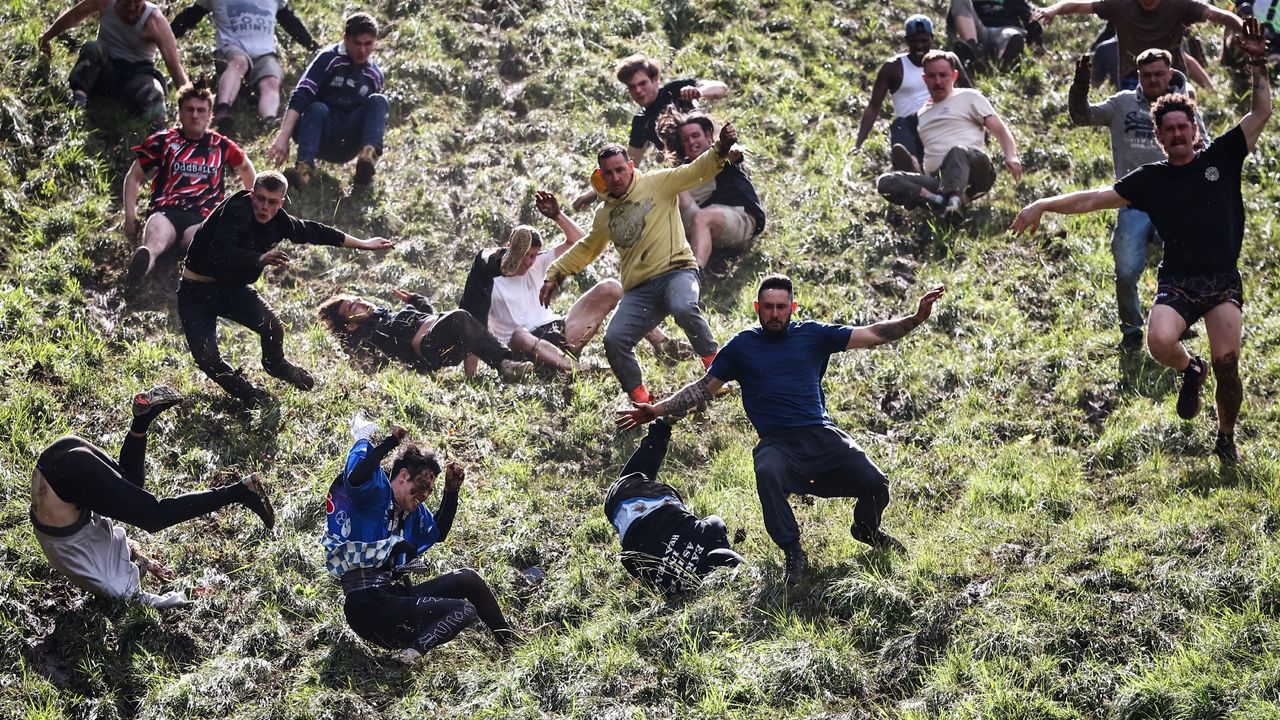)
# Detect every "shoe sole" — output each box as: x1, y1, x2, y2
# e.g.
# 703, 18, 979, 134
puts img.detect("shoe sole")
126, 248, 150, 287
353, 157, 376, 186
132, 386, 183, 417
242, 475, 276, 529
